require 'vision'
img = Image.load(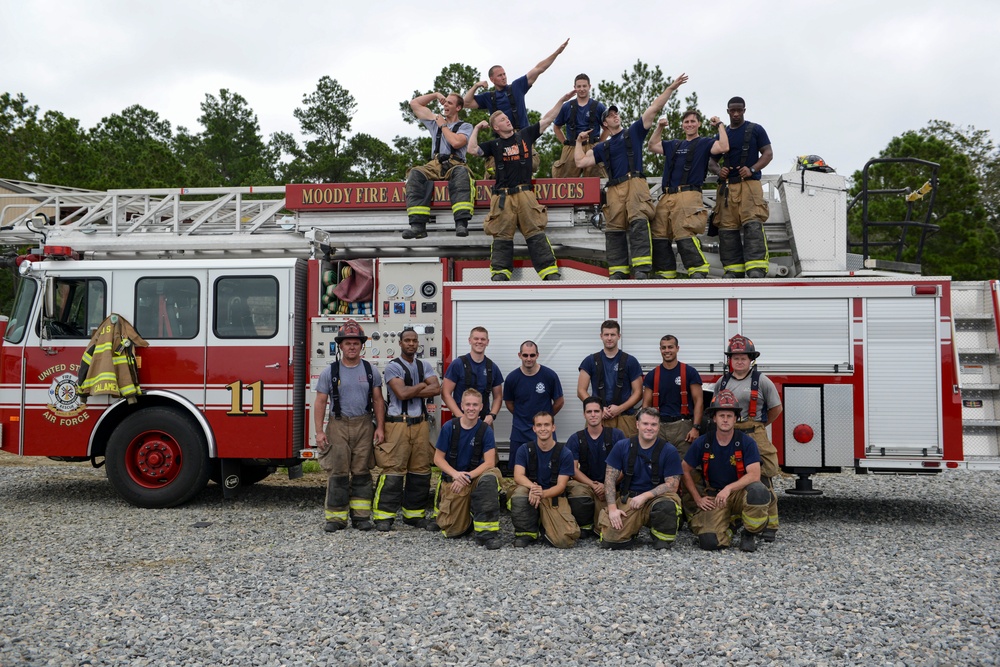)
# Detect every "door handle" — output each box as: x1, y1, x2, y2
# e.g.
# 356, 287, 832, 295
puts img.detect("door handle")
264, 362, 280, 369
